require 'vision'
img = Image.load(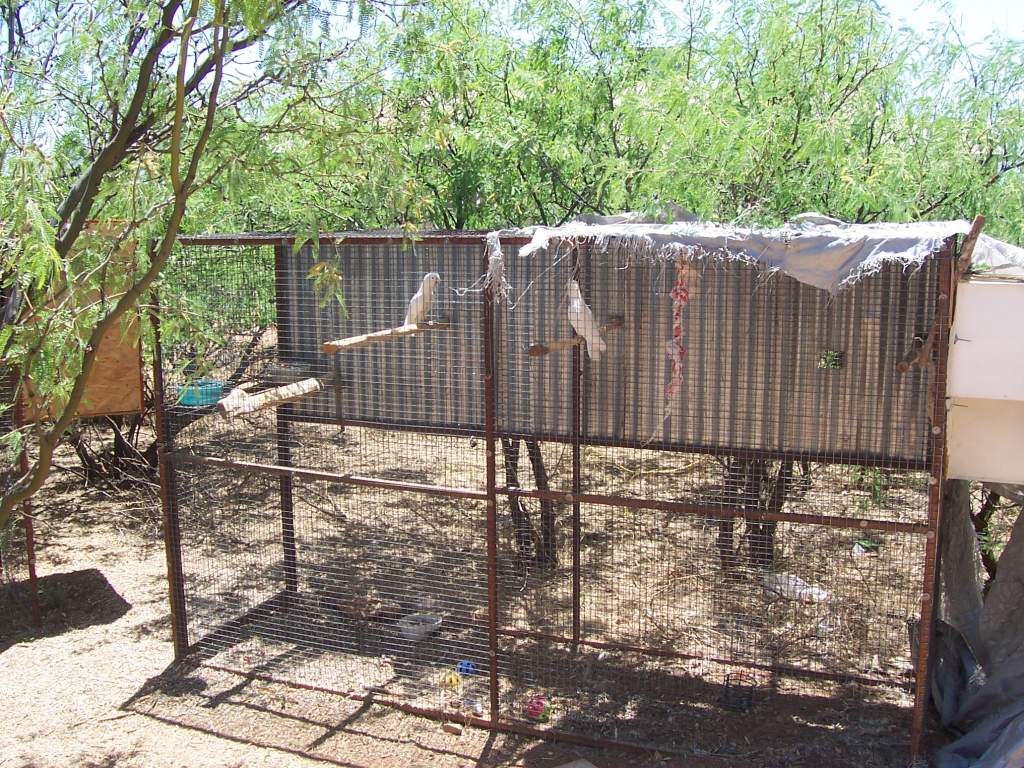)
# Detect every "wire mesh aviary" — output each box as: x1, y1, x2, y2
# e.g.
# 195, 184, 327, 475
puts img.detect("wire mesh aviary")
154, 223, 962, 761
